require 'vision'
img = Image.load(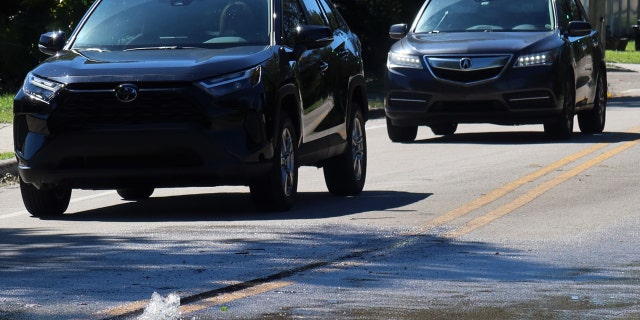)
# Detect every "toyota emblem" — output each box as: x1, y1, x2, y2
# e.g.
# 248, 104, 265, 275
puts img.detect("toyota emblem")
115, 84, 138, 103
459, 57, 472, 70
